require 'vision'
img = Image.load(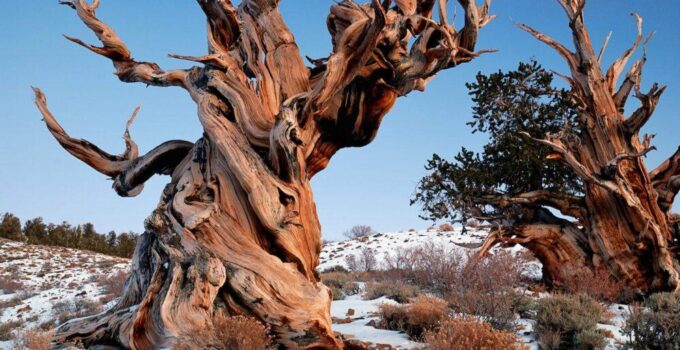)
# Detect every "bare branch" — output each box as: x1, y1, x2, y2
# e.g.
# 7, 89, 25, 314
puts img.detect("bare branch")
520, 131, 619, 193
61, 0, 191, 89
613, 60, 643, 112
304, 0, 493, 176
196, 0, 240, 55
556, 0, 585, 23
480, 190, 586, 219
477, 208, 590, 271
33, 87, 193, 197
605, 13, 643, 93
308, 0, 387, 115
122, 105, 140, 160
395, 0, 417, 15
612, 30, 654, 112
651, 147, 680, 187
655, 175, 680, 214
237, 0, 310, 105
458, 0, 495, 51
516, 22, 578, 73
596, 31, 612, 64
624, 83, 666, 134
